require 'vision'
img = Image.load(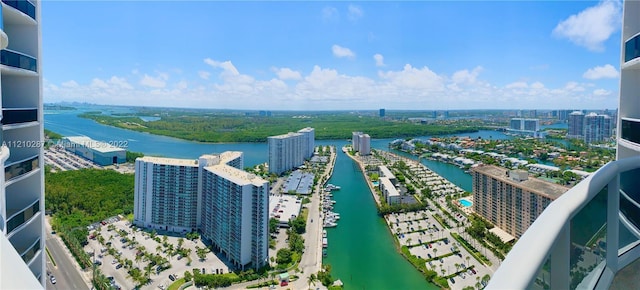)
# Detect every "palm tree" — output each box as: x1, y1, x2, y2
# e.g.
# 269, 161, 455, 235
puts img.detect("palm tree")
178, 238, 184, 249
307, 273, 316, 288
466, 256, 471, 266
475, 282, 482, 289
156, 245, 162, 254
433, 248, 438, 257
481, 274, 491, 285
